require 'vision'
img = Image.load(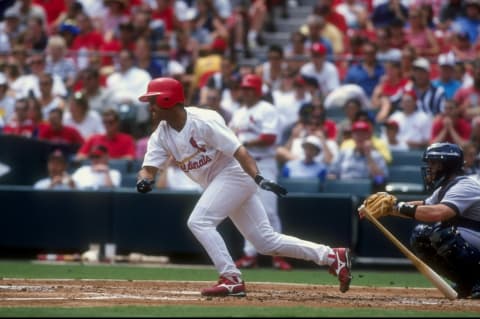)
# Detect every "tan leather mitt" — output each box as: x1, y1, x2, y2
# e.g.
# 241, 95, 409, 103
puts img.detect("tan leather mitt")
361, 192, 398, 219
